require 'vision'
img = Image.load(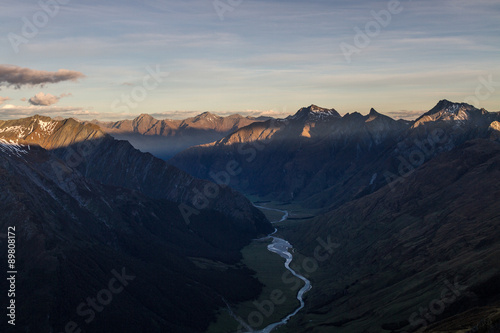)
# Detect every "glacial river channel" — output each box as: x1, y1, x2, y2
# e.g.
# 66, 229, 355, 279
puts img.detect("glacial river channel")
249, 205, 312, 333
